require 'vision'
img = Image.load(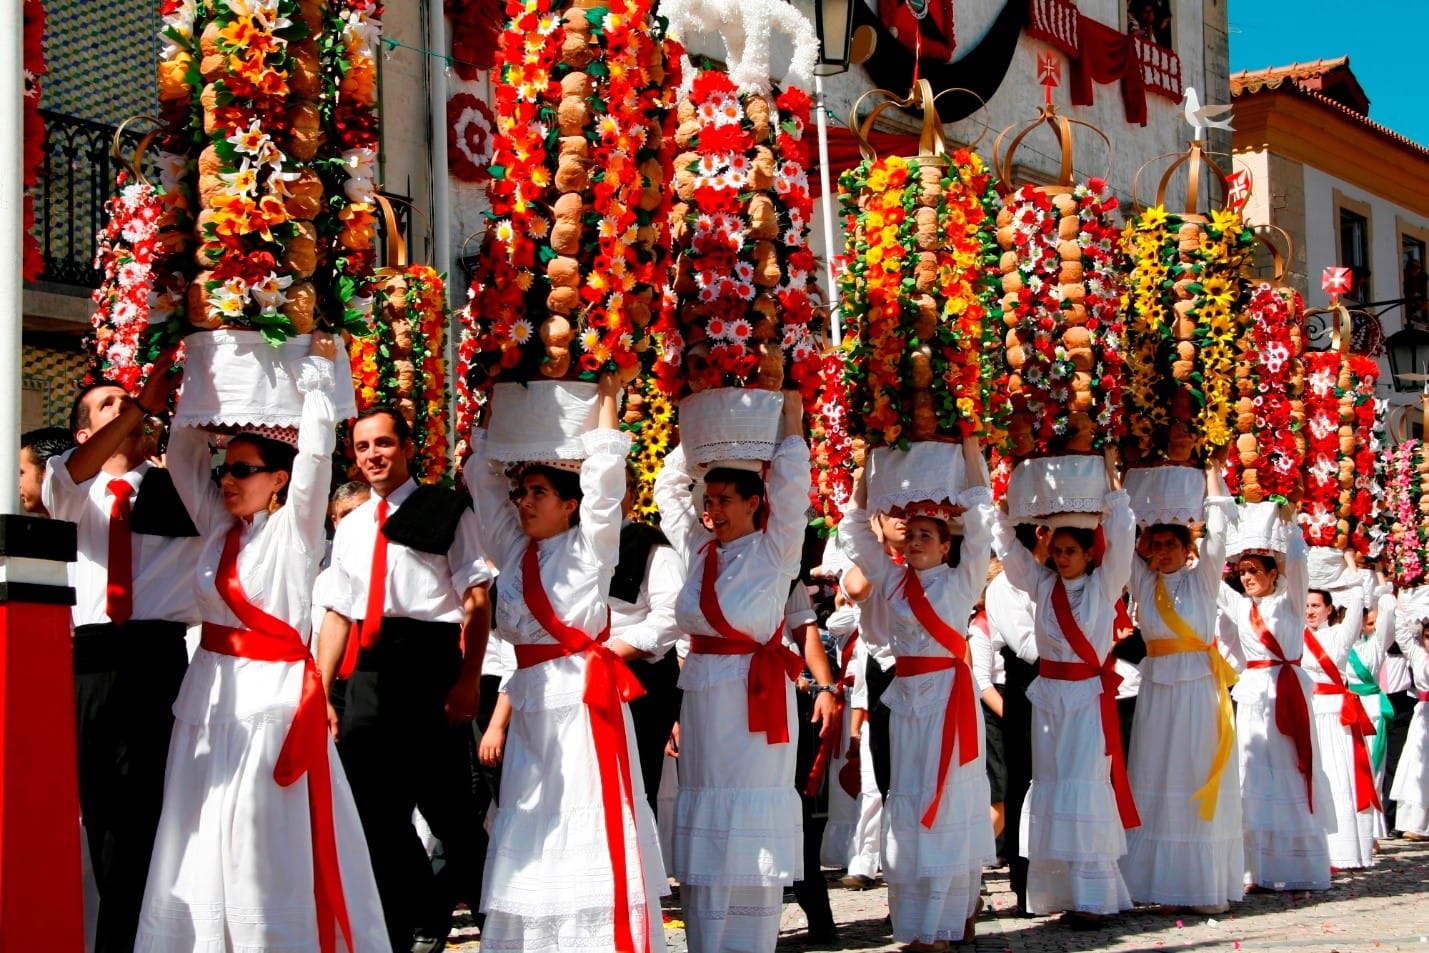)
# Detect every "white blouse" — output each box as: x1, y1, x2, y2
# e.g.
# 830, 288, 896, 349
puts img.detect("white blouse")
1129, 495, 1233, 685
654, 438, 811, 692
840, 487, 995, 715
467, 428, 630, 711
1219, 528, 1311, 702
985, 570, 1037, 664
165, 356, 336, 723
